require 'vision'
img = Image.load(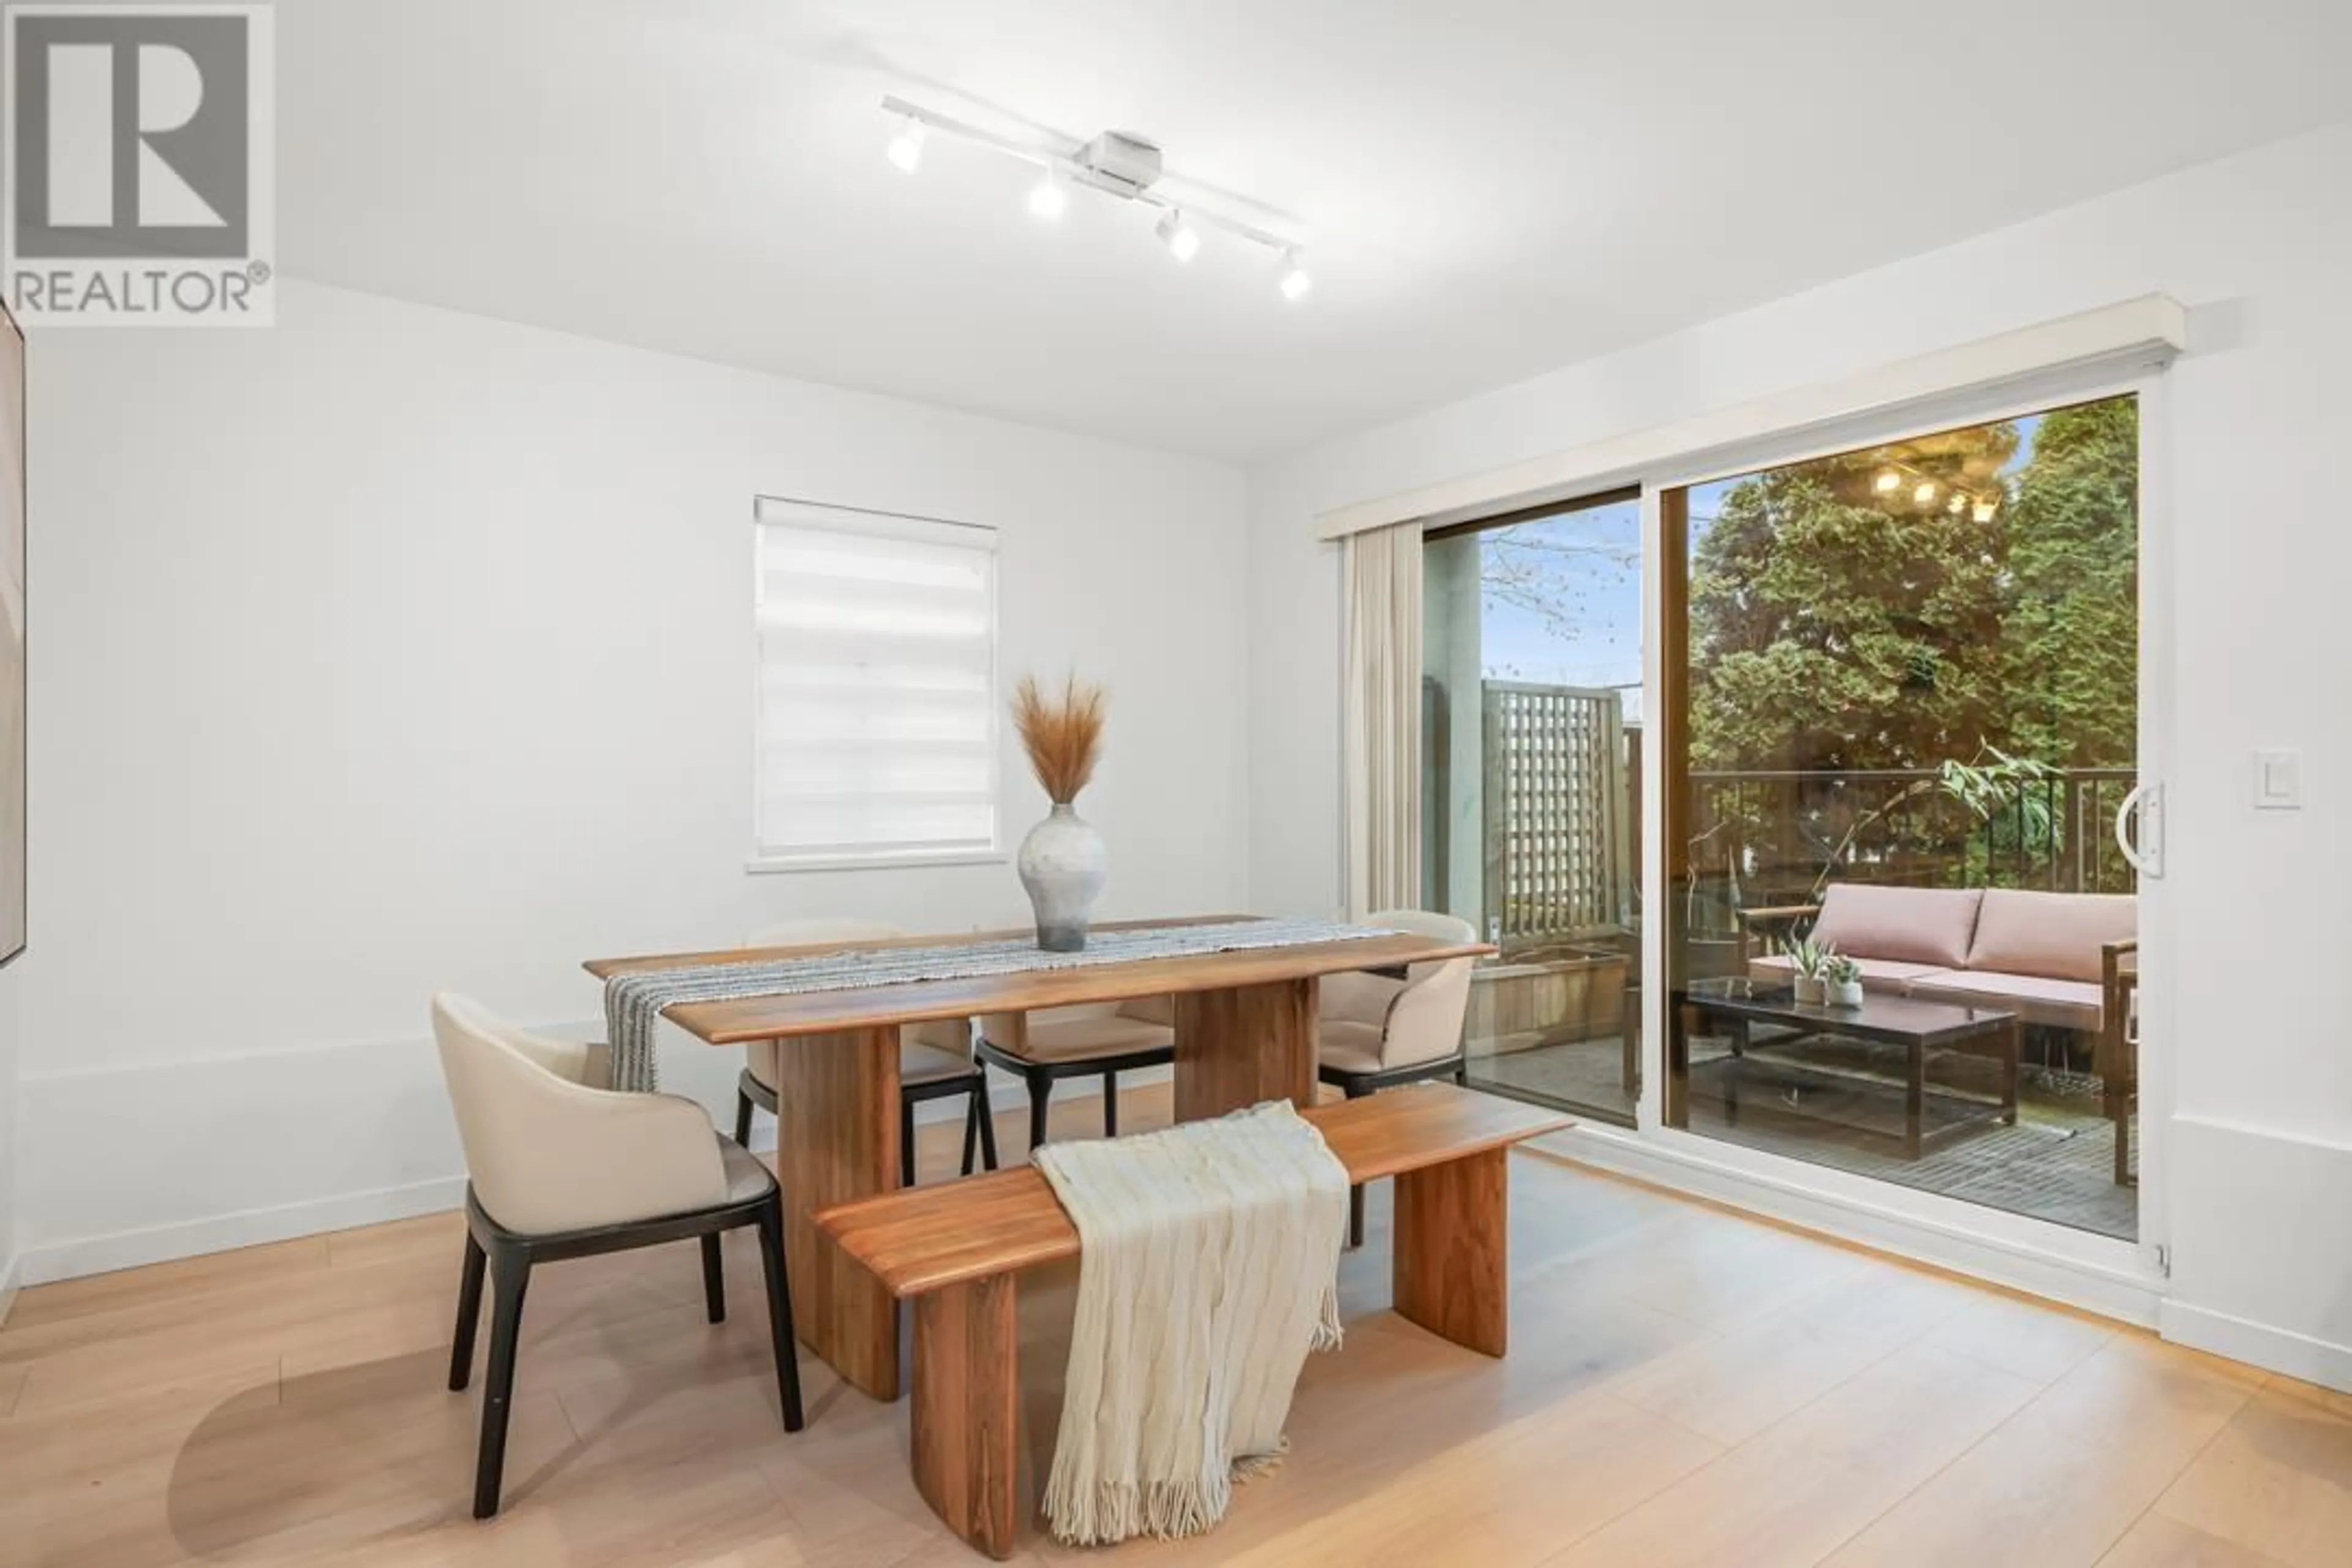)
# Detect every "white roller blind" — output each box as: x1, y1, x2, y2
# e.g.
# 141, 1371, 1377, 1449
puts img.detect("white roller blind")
753, 497, 1000, 864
